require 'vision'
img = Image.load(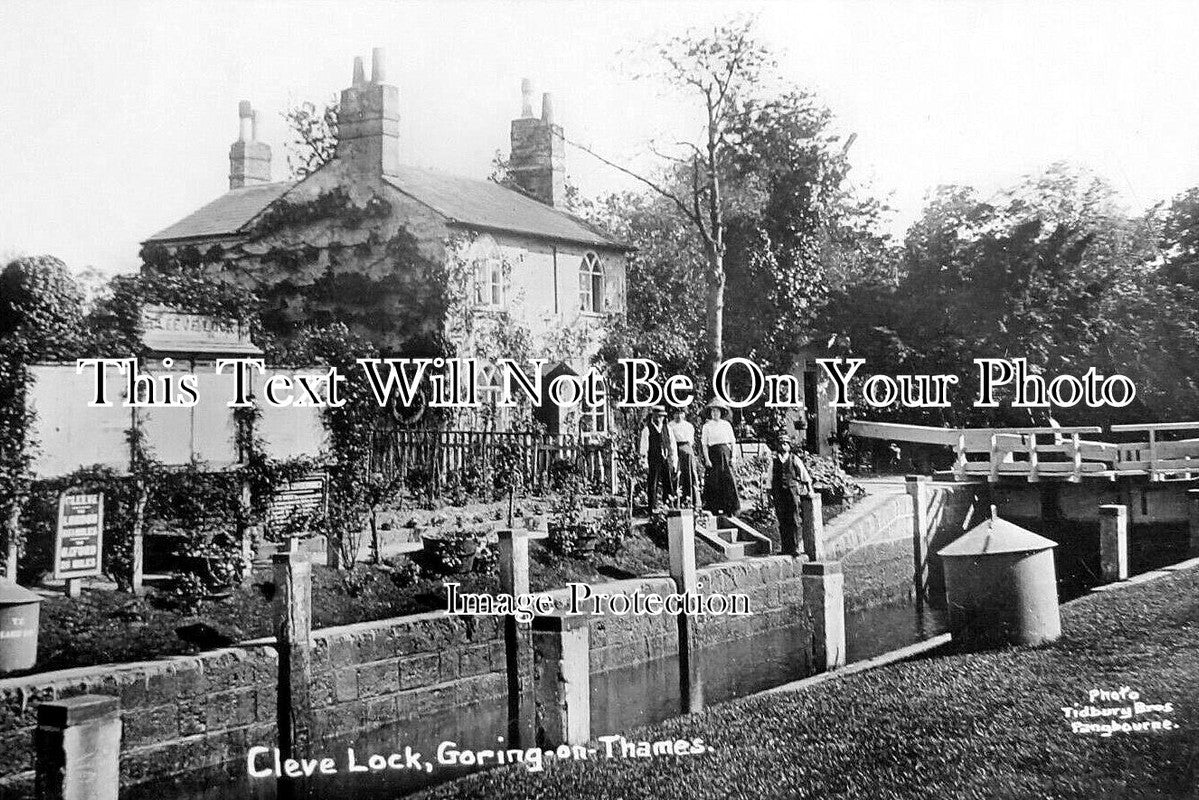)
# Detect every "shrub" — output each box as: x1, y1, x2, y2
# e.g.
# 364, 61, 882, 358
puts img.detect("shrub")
384, 555, 424, 587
